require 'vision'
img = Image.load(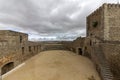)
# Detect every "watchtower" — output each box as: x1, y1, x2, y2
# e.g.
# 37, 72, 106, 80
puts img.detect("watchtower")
87, 3, 120, 41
